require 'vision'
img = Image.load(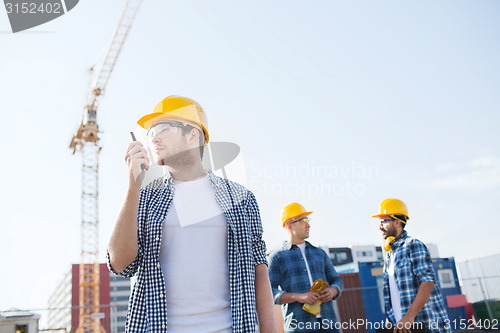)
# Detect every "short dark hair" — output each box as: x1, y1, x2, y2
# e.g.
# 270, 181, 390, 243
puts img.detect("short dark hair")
394, 214, 408, 228
180, 125, 205, 159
